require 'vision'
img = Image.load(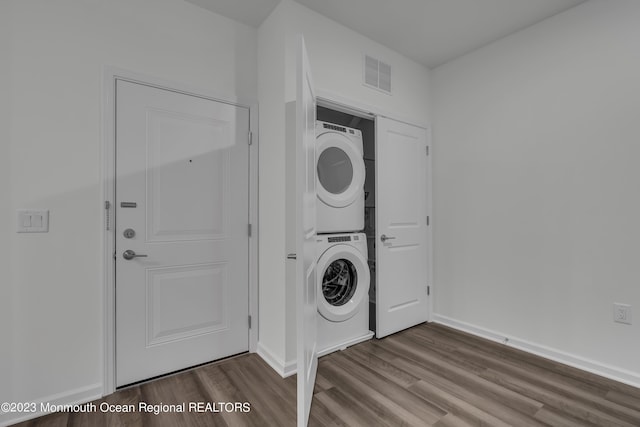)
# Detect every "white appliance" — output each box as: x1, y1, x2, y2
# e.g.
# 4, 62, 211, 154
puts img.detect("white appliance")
316, 233, 373, 356
316, 121, 366, 234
